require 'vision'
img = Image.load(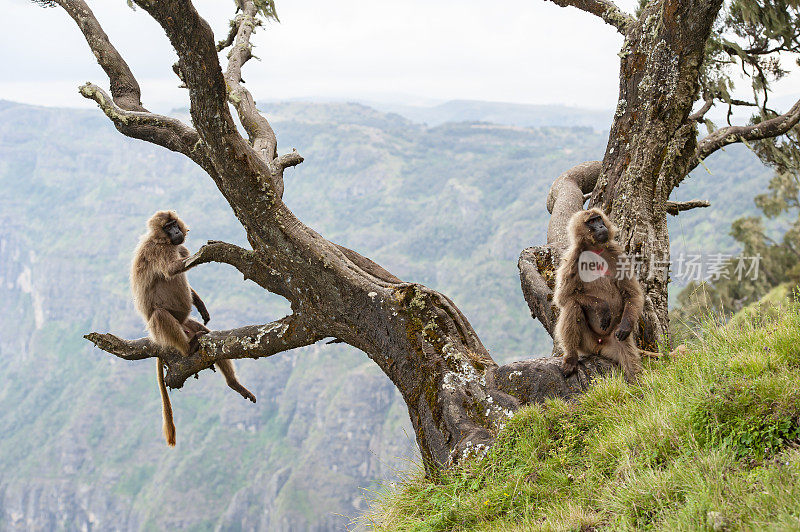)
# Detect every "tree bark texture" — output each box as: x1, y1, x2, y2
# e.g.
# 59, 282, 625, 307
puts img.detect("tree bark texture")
592, 0, 724, 349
